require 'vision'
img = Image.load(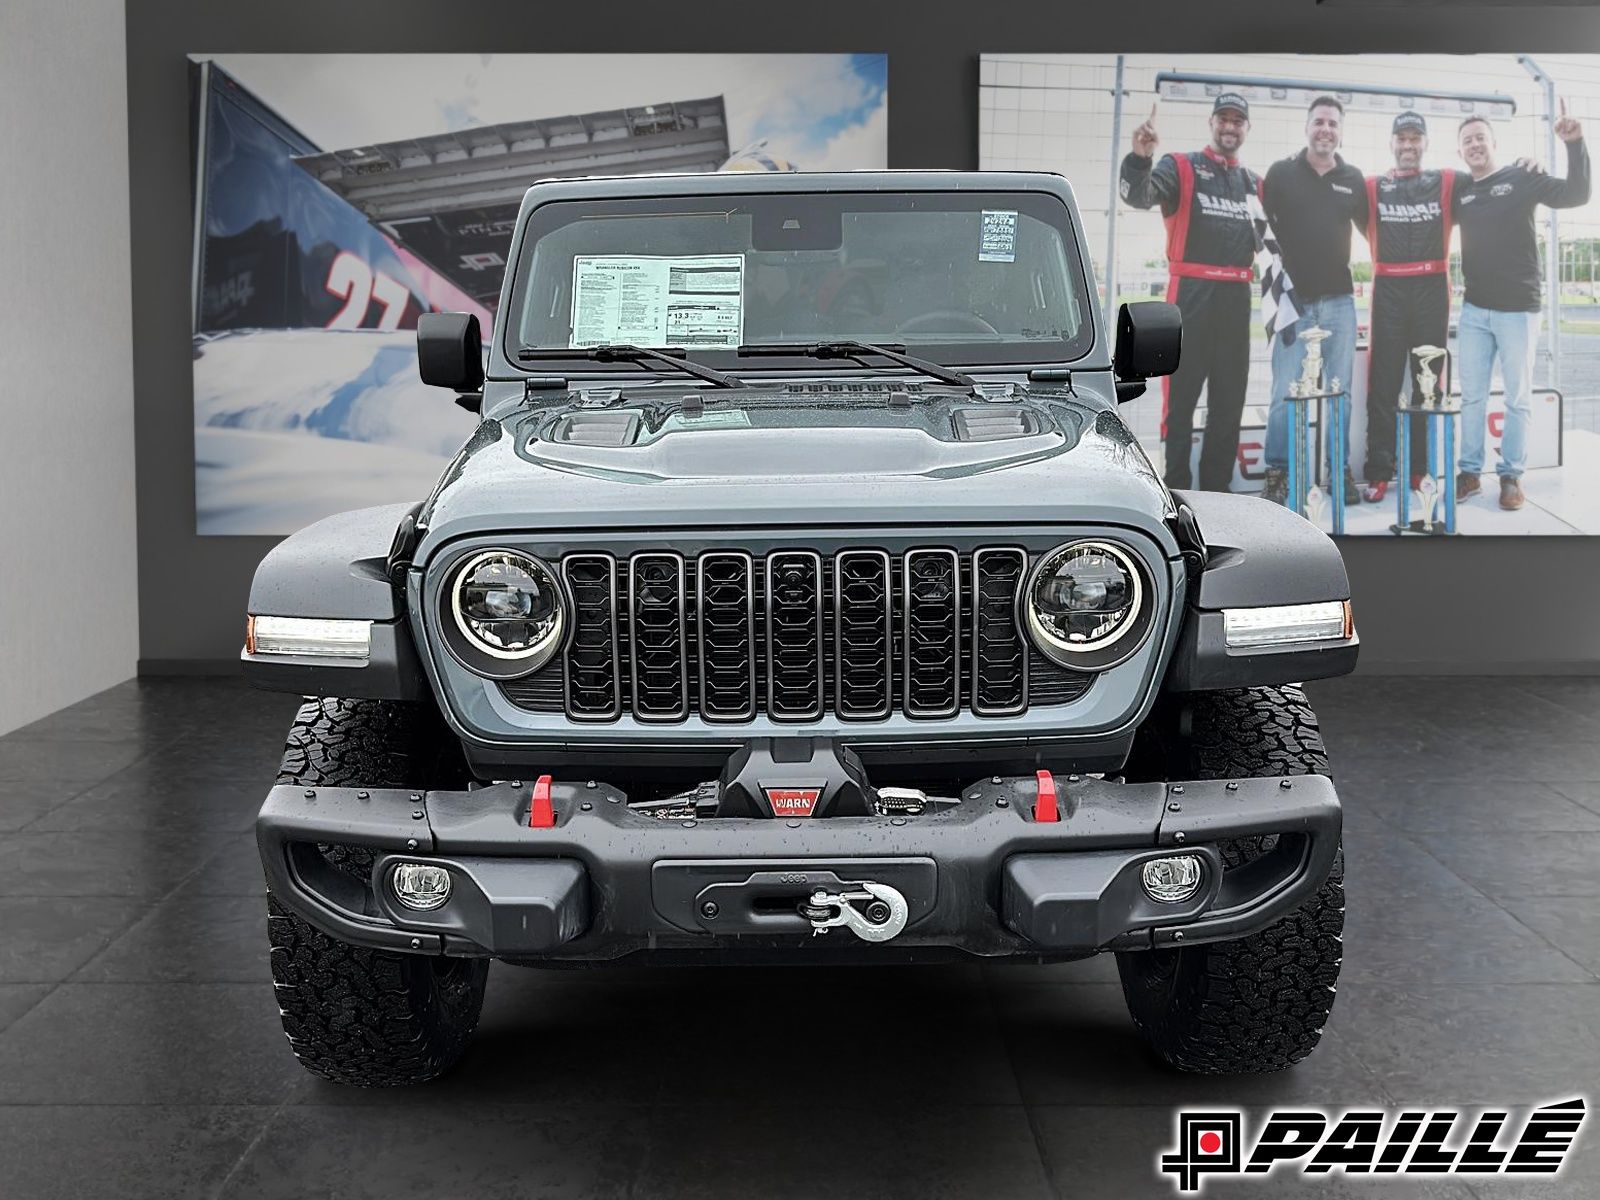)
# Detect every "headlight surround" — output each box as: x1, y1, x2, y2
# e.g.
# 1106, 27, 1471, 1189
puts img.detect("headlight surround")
1022, 540, 1151, 671
442, 549, 565, 678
